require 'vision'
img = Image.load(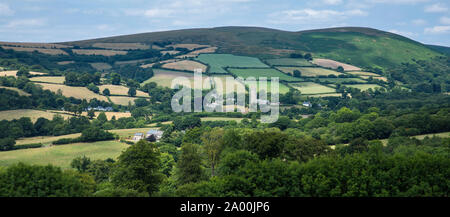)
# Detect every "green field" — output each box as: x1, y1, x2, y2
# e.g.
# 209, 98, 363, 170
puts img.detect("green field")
0, 140, 128, 169
316, 77, 367, 83
277, 67, 343, 77
196, 54, 269, 74
228, 68, 303, 82
344, 84, 383, 91
289, 82, 336, 95
249, 81, 290, 94
265, 58, 314, 66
